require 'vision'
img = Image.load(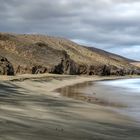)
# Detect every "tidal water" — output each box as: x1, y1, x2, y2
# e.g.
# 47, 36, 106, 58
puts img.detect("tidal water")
56, 78, 140, 122
98, 78, 140, 122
